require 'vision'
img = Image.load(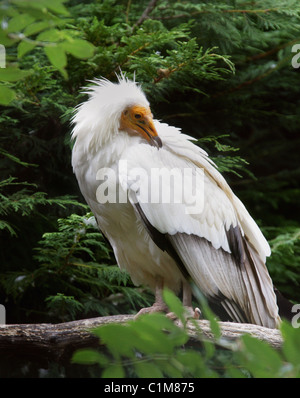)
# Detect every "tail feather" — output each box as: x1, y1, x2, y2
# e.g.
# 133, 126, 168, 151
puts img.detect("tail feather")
168, 232, 280, 328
